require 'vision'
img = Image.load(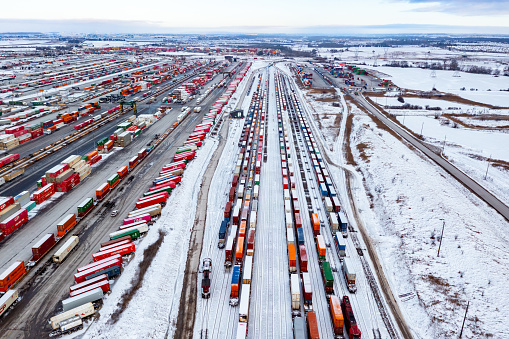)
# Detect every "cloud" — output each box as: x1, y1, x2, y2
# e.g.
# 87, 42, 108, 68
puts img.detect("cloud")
404, 0, 509, 15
